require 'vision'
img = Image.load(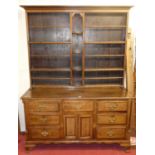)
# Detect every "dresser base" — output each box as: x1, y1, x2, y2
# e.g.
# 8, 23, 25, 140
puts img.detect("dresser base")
25, 139, 131, 151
